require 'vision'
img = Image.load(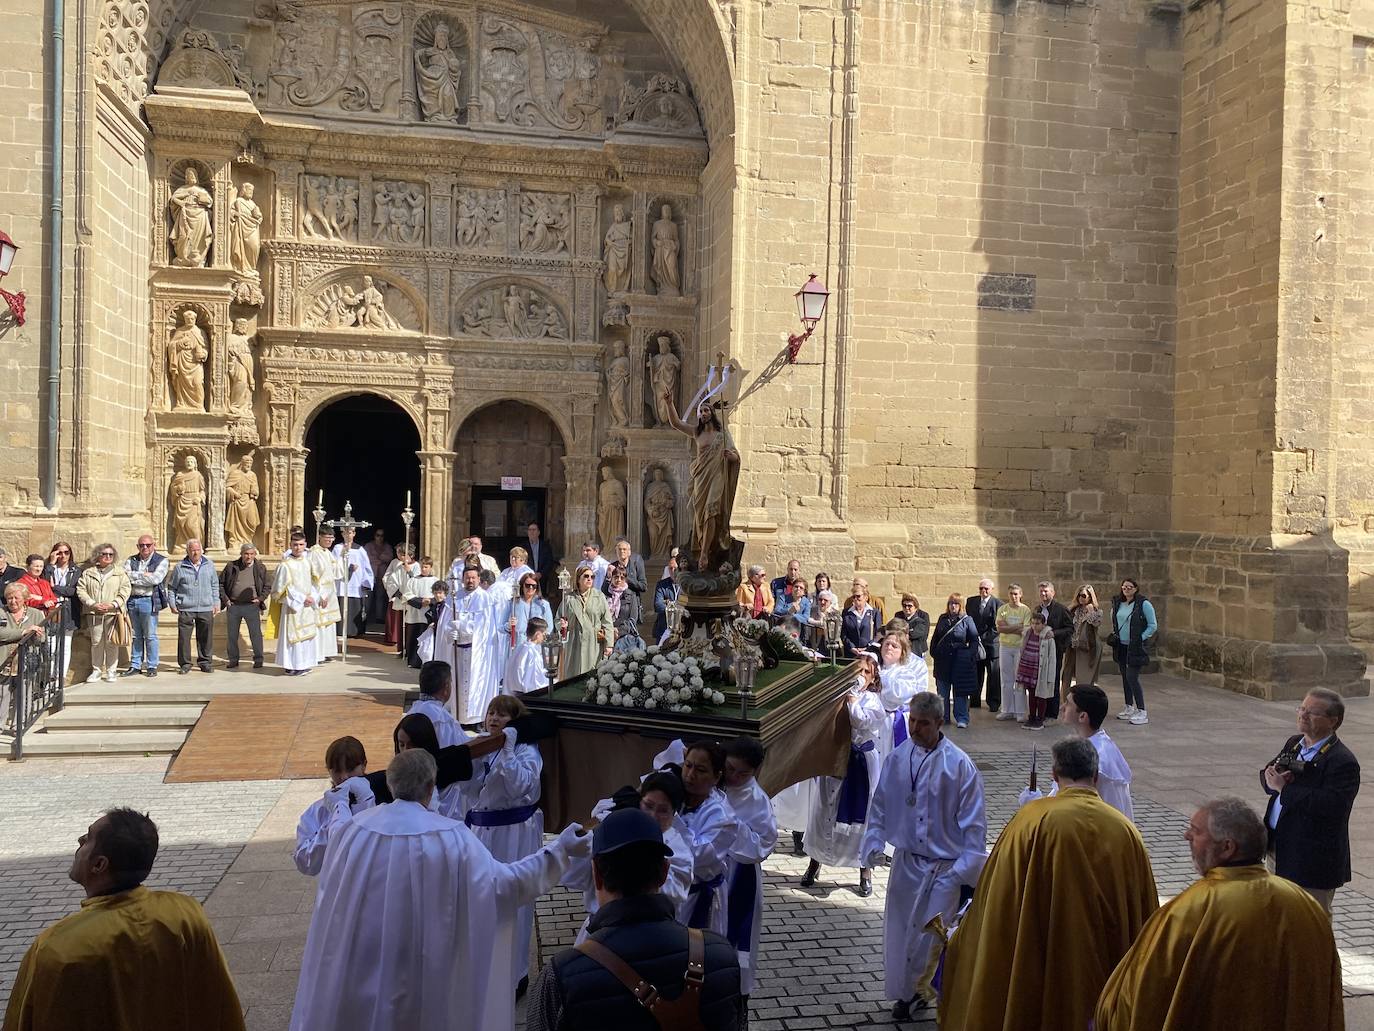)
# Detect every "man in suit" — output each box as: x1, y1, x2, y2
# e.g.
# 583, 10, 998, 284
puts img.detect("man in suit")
524, 521, 558, 586
1035, 581, 1072, 721
966, 578, 1002, 712
1261, 688, 1361, 912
